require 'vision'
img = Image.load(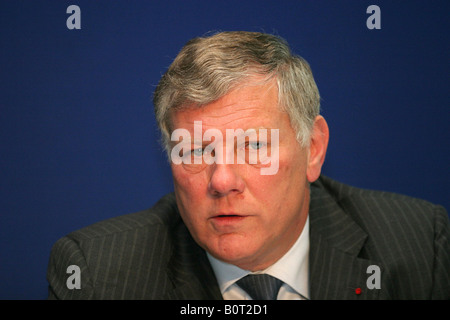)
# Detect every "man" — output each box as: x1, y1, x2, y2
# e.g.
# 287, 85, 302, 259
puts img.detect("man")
47, 31, 450, 300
